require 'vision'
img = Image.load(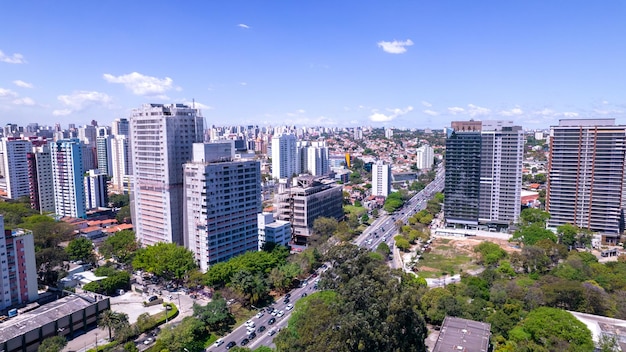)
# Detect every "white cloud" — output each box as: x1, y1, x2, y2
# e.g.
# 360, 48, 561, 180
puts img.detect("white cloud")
377, 39, 414, 54
562, 112, 579, 118
55, 91, 112, 115
467, 104, 491, 117
423, 109, 439, 116
240, 82, 248, 86
602, 100, 609, 105
297, 109, 306, 114
421, 101, 432, 107
13, 80, 33, 88
52, 109, 72, 116
533, 108, 555, 116
0, 50, 26, 64
369, 106, 413, 122
238, 23, 250, 29
594, 108, 624, 115
13, 97, 35, 106
447, 107, 465, 115
499, 107, 524, 117
103, 72, 176, 97
0, 88, 18, 98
